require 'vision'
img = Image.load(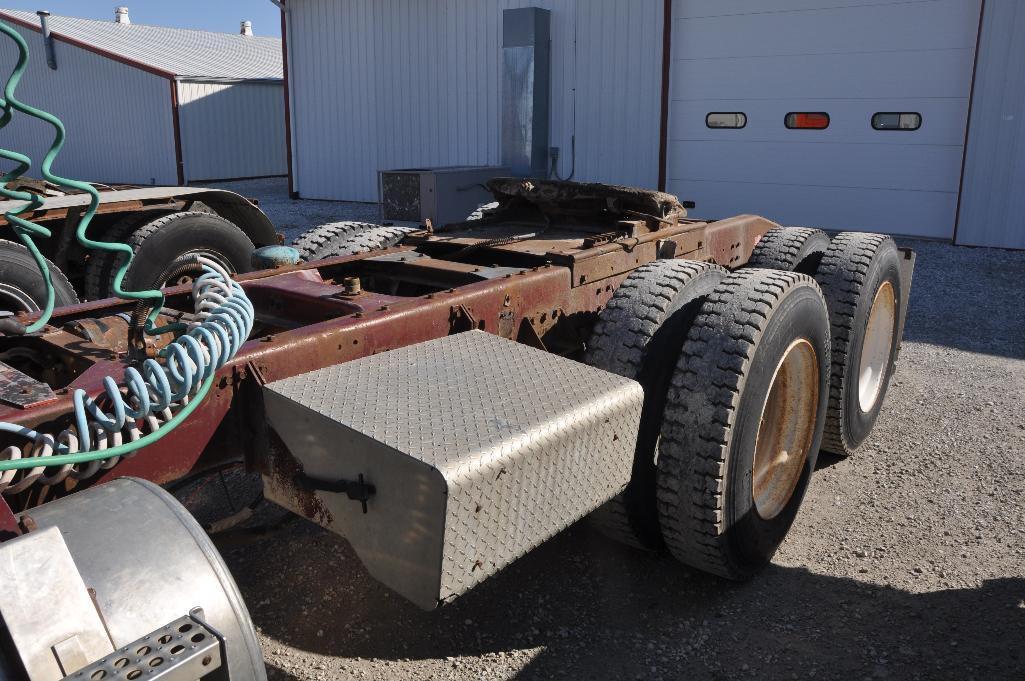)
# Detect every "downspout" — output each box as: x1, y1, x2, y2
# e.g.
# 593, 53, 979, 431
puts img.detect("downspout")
36, 10, 56, 70
169, 79, 185, 185
270, 0, 298, 198
656, 0, 672, 192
